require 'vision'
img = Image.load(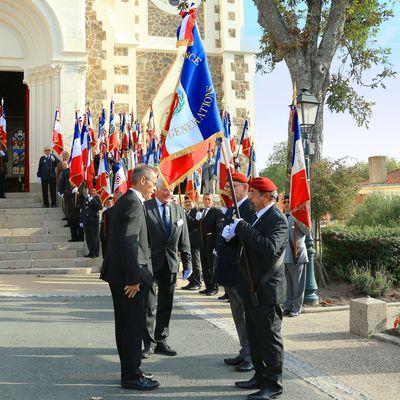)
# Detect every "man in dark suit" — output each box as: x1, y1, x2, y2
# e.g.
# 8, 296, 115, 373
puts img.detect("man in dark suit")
225, 177, 288, 400
0, 143, 9, 198
100, 164, 159, 391
216, 173, 256, 373
100, 195, 114, 258
82, 187, 102, 258
65, 183, 84, 242
197, 193, 222, 296
182, 195, 202, 290
143, 179, 192, 358
37, 146, 59, 207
